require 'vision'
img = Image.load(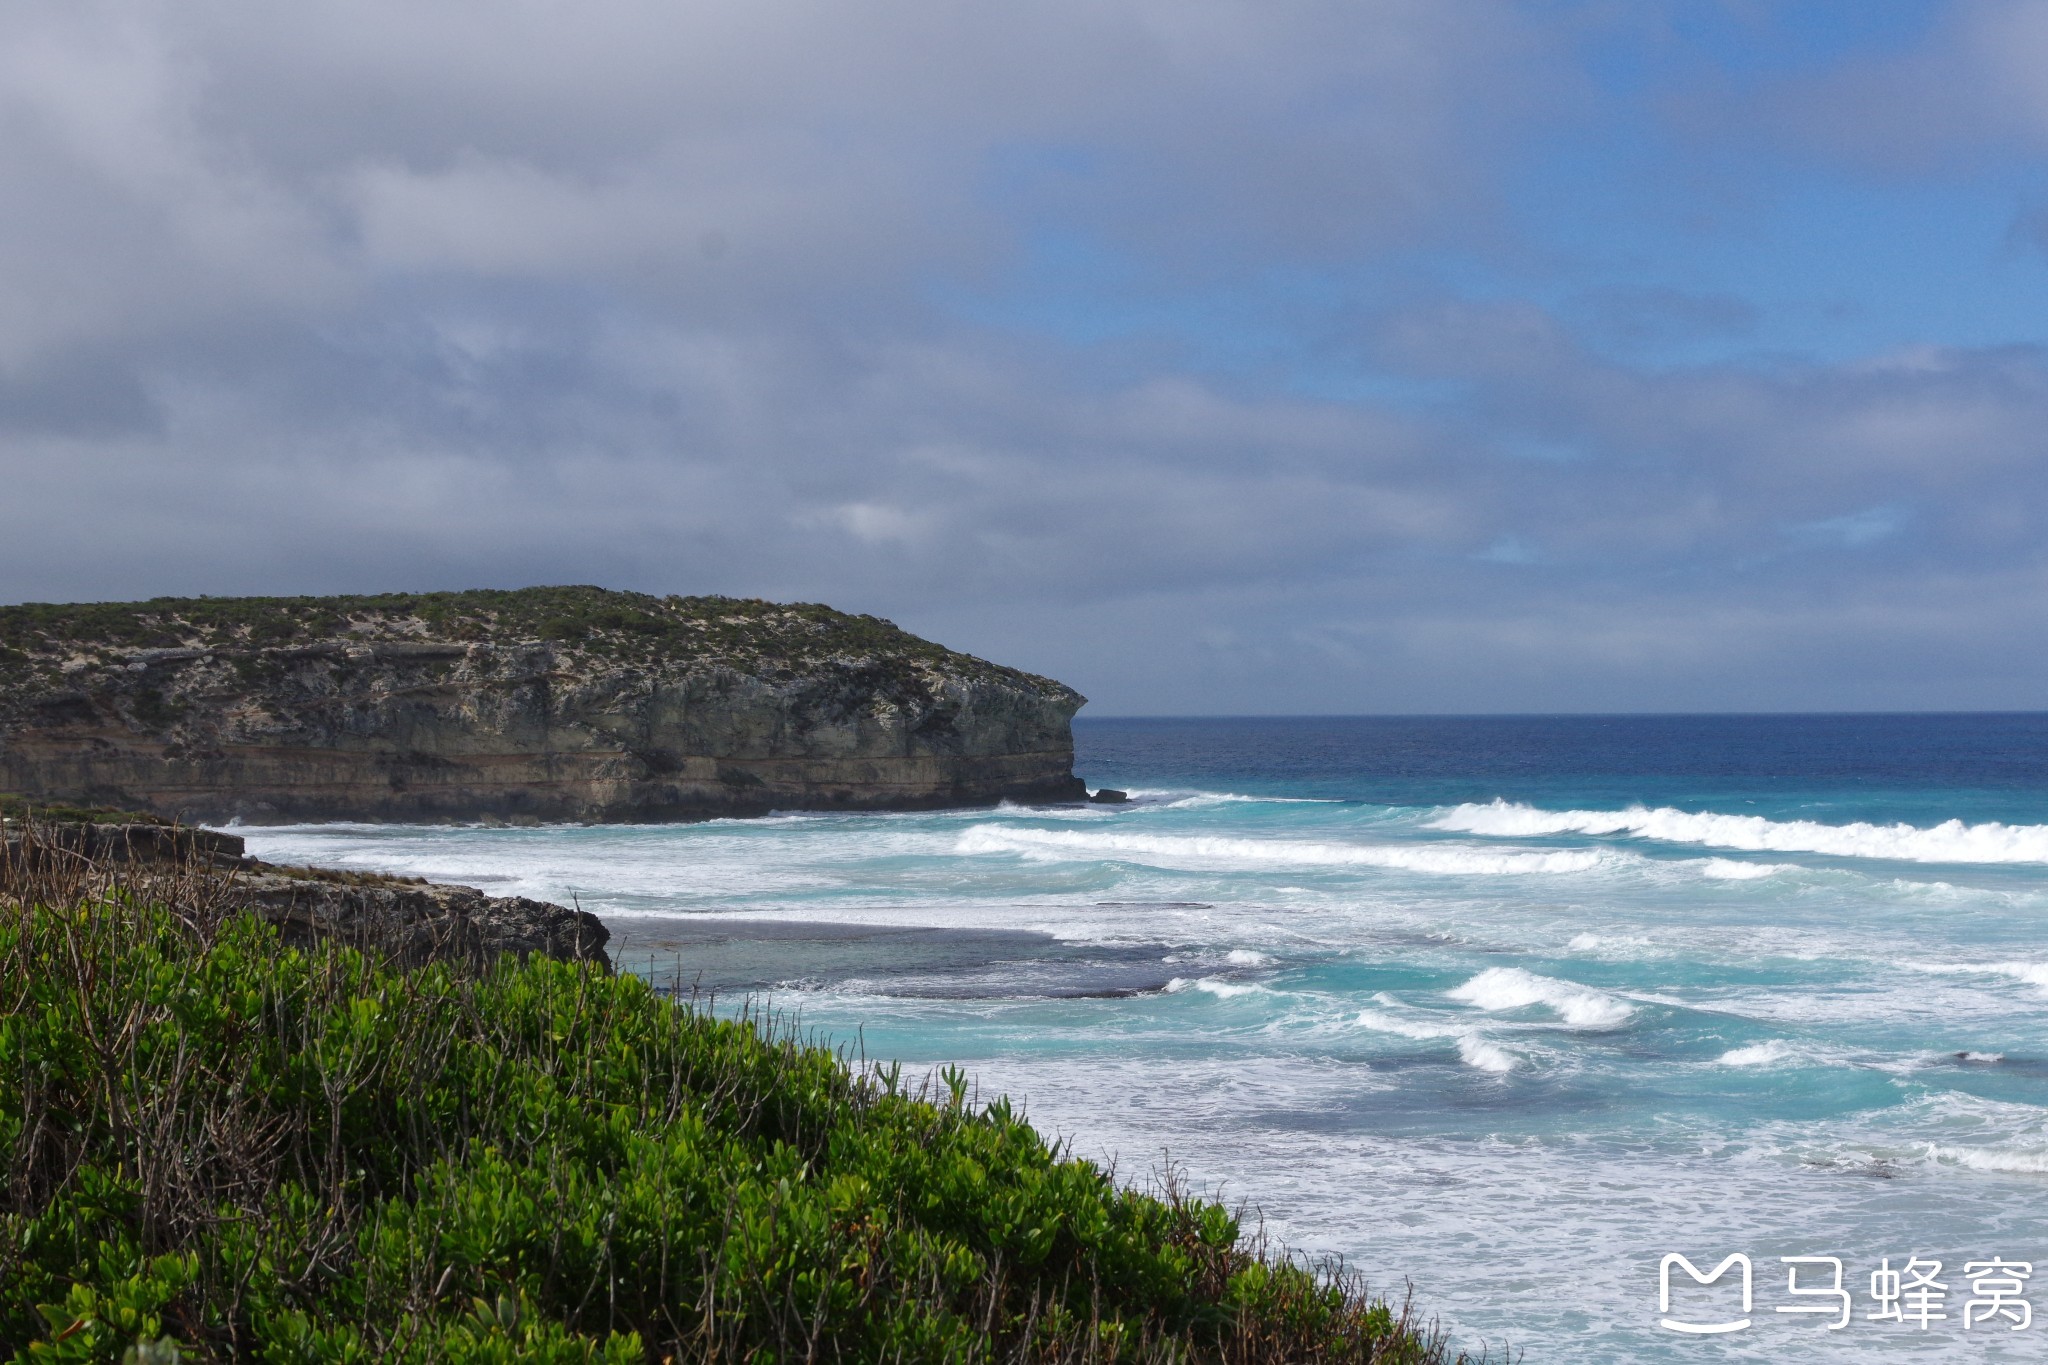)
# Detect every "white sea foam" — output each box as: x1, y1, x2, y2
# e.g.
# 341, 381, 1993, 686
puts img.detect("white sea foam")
1566, 932, 1653, 954
1456, 1037, 1519, 1073
1164, 977, 1263, 999
1133, 789, 1341, 809
1718, 1040, 1794, 1067
1353, 1008, 1520, 1071
1225, 949, 1275, 966
1693, 857, 1799, 880
955, 825, 1613, 875
992, 799, 1115, 820
1447, 967, 1636, 1030
1430, 798, 2048, 864
1354, 1006, 1461, 1041
1929, 1144, 2048, 1175
1911, 961, 2048, 993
